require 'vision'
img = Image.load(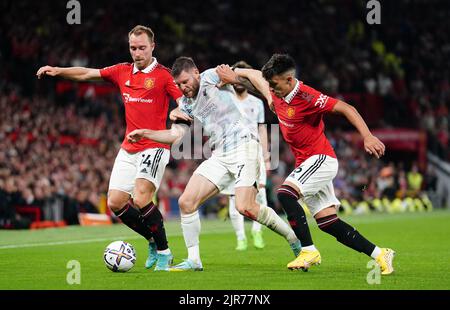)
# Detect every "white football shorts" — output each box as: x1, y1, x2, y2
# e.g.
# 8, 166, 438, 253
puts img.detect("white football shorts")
108, 147, 170, 195
285, 154, 341, 216
194, 139, 260, 192
220, 143, 266, 195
